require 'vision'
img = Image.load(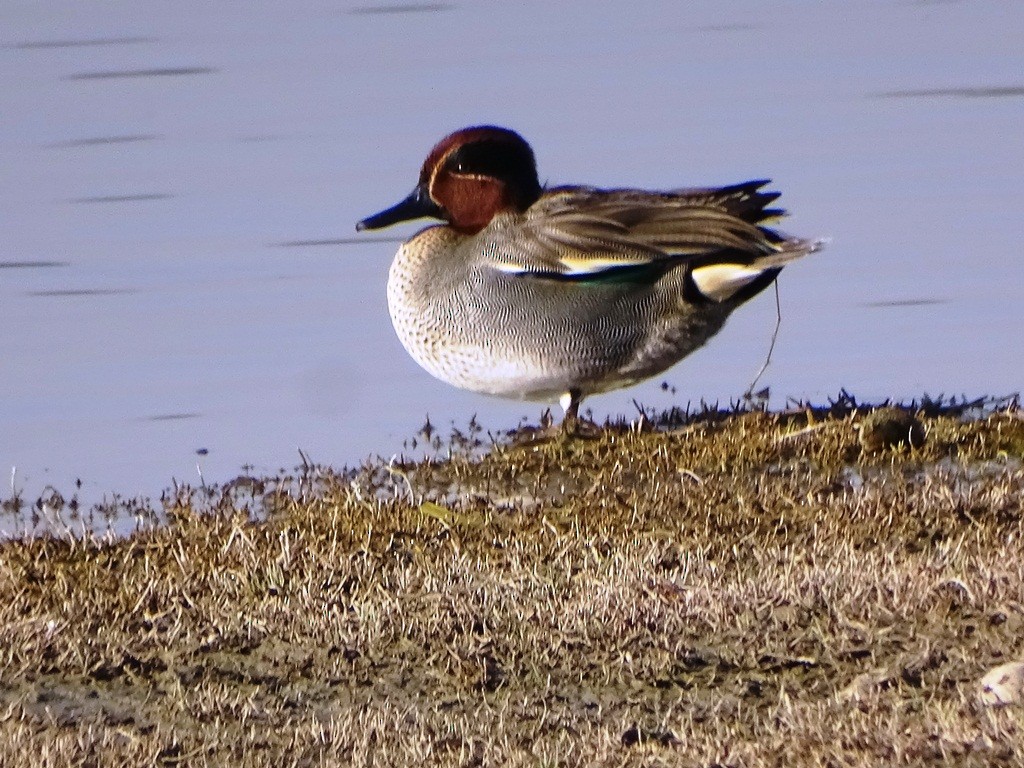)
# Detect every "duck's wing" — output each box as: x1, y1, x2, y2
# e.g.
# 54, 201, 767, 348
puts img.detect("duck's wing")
485, 180, 816, 280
